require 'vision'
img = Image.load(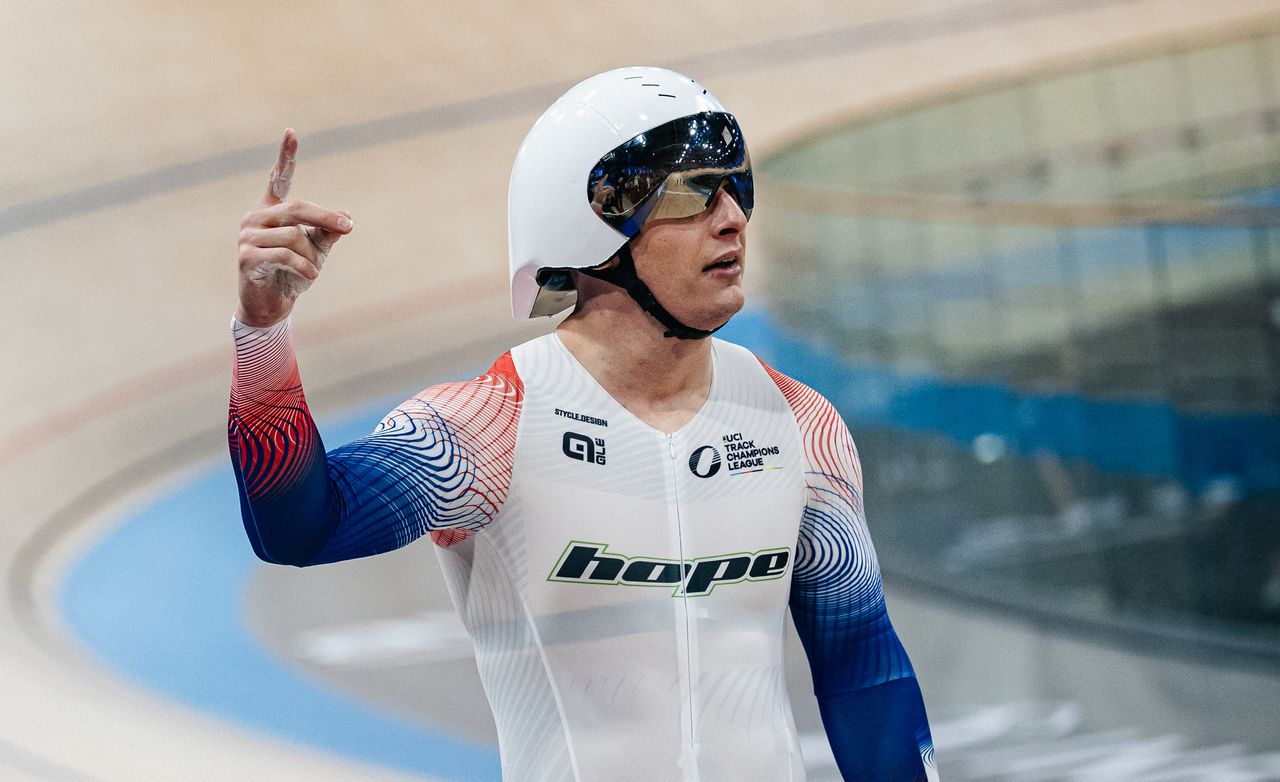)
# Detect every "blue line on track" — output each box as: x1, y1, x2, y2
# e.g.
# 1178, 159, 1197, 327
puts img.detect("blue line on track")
58, 392, 502, 781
